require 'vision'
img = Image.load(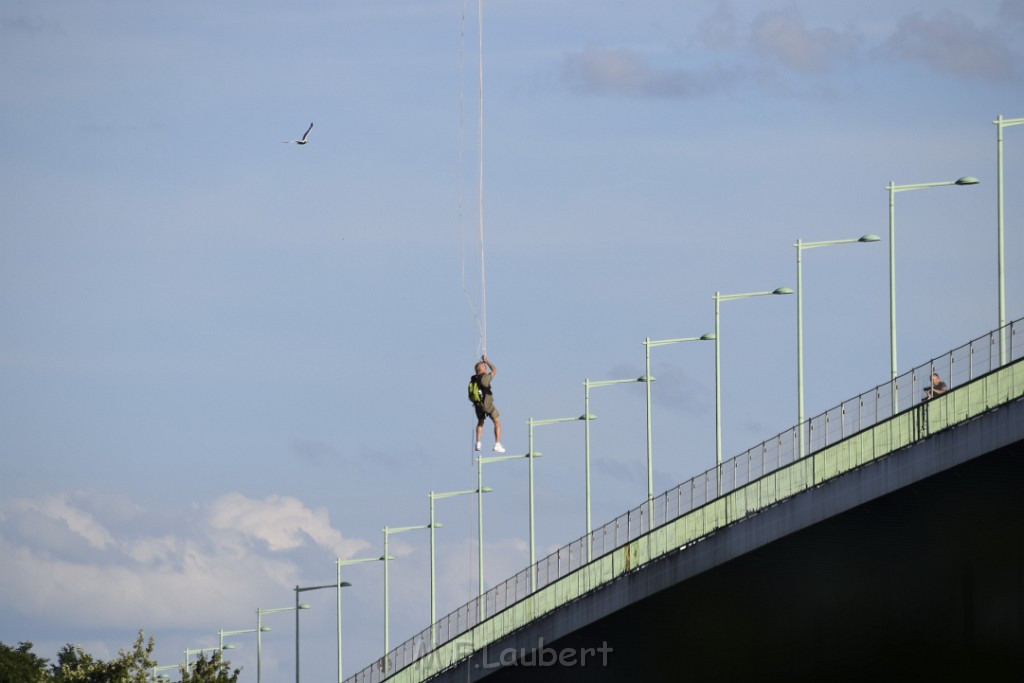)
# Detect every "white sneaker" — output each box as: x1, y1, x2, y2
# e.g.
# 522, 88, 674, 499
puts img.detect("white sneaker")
493, 443, 505, 453
475, 442, 482, 451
